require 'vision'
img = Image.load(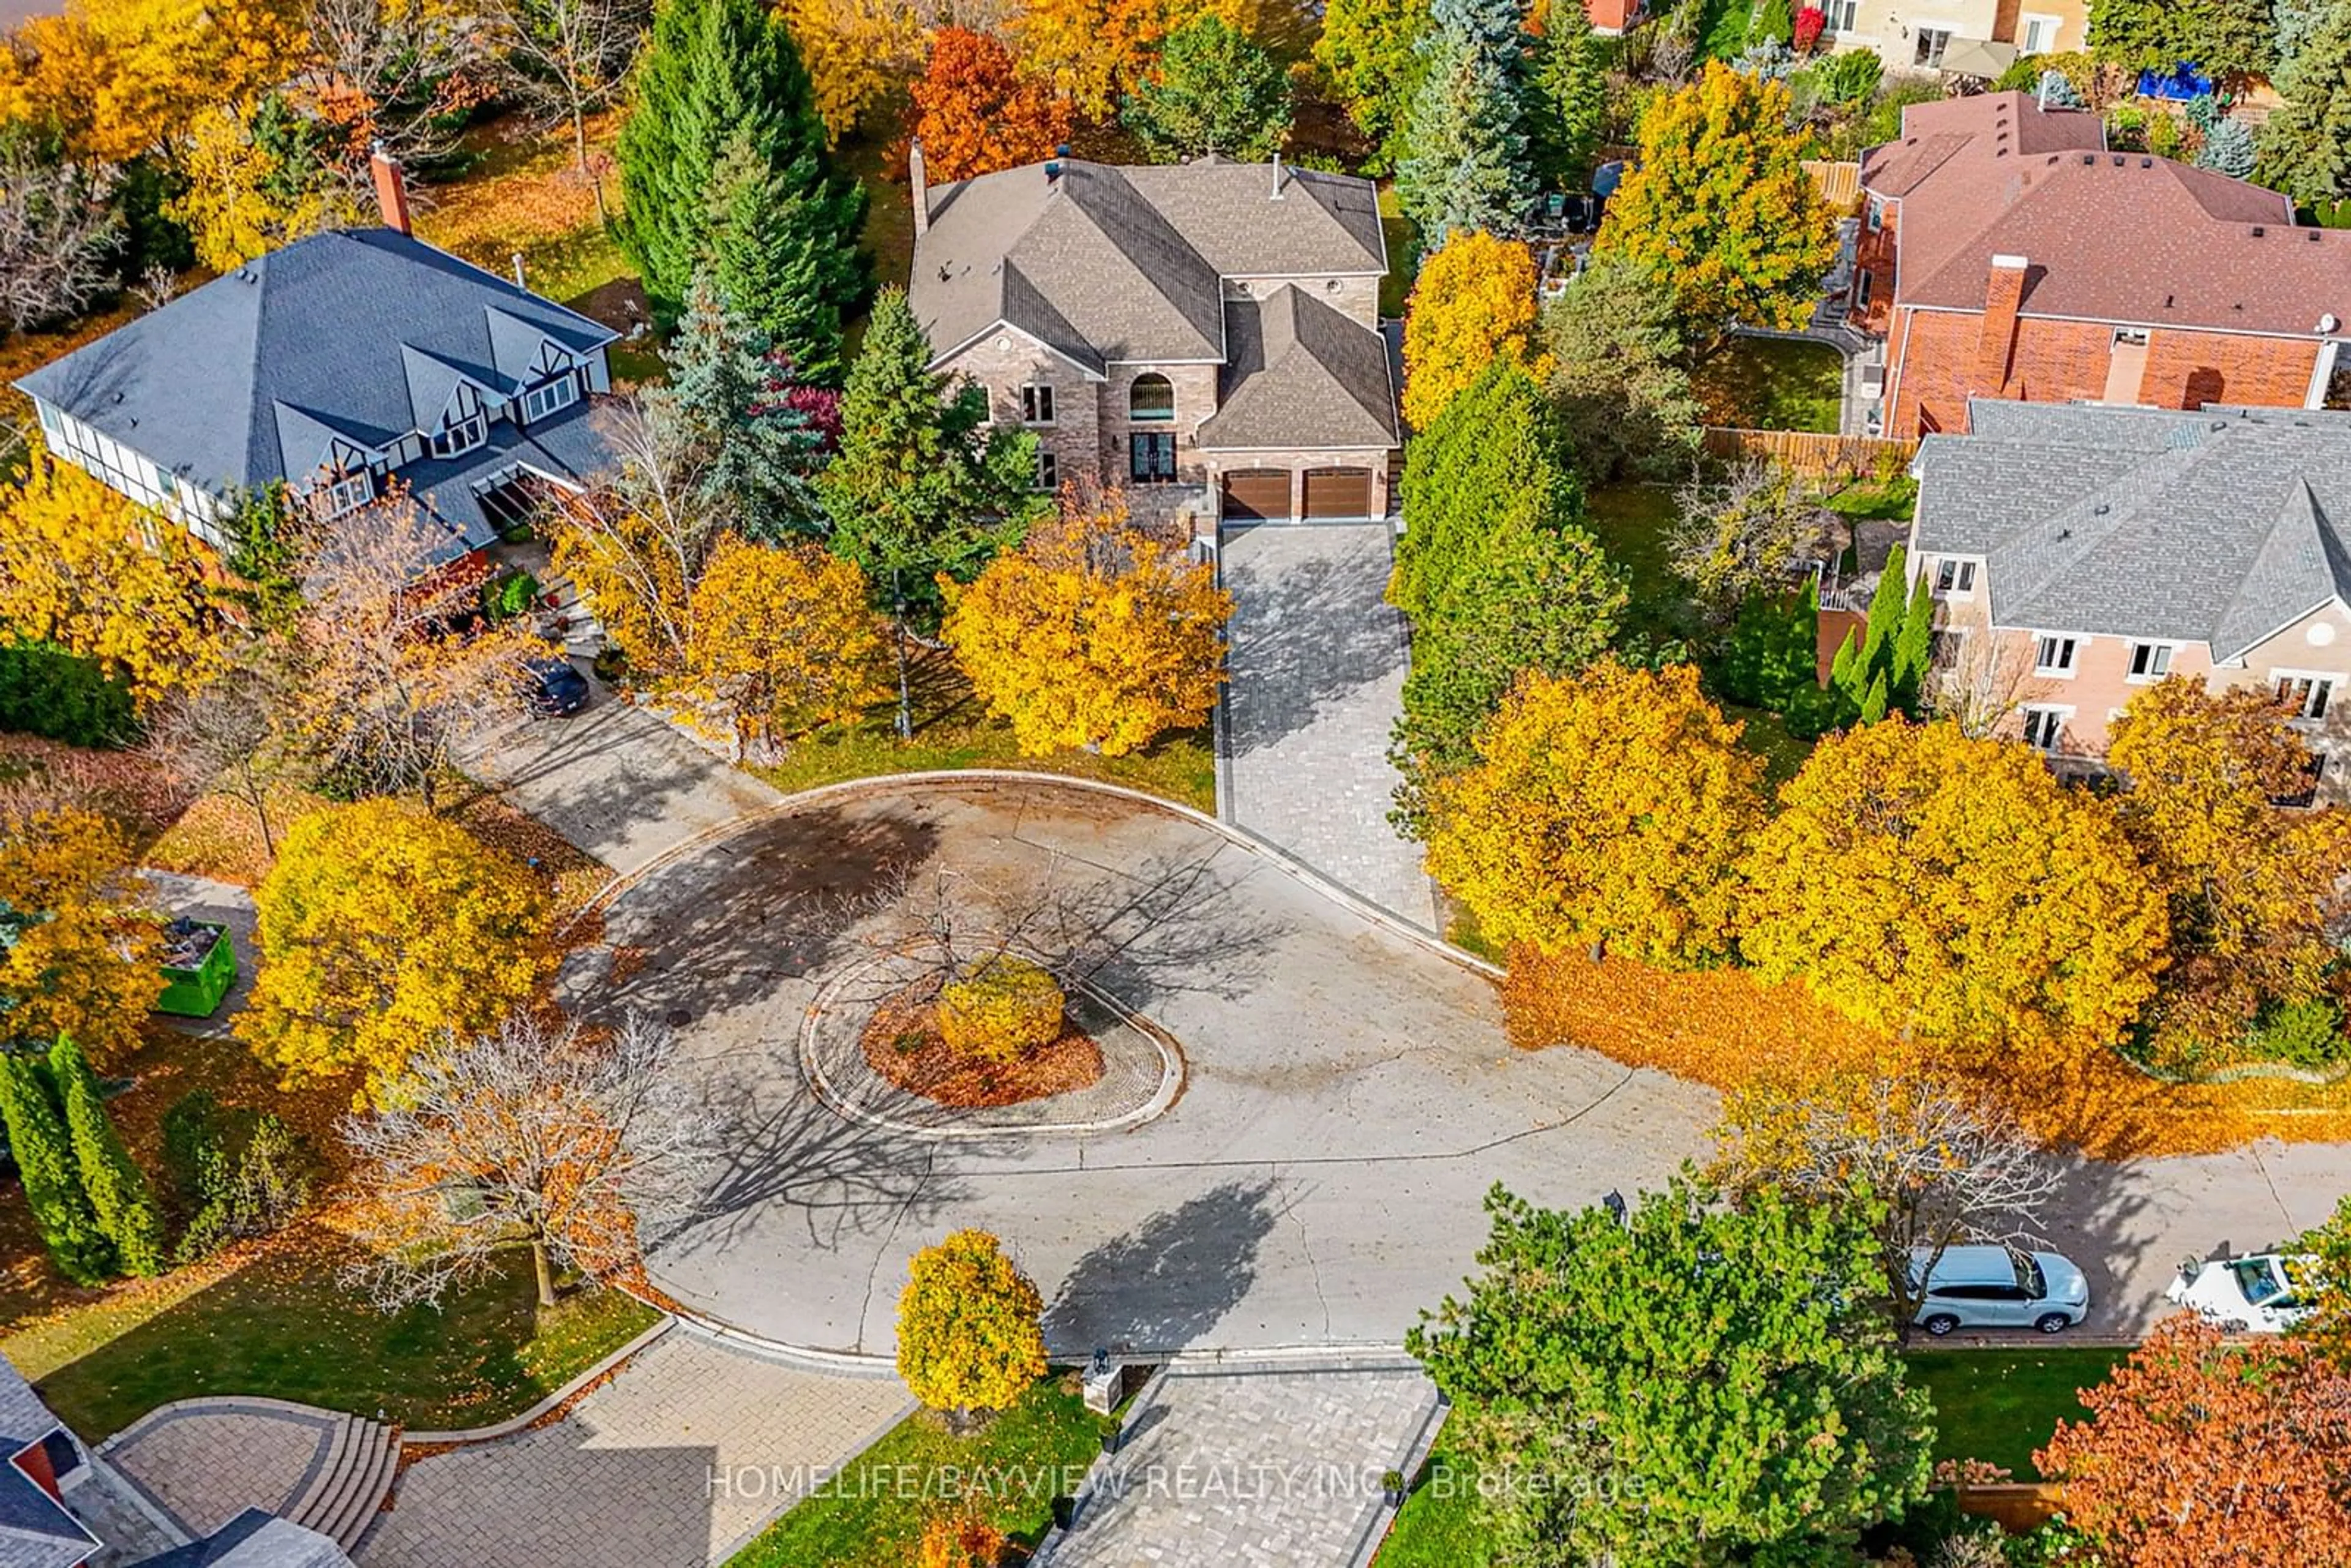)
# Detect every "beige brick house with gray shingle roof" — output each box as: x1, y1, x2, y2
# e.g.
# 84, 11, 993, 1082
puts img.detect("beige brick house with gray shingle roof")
907, 149, 1401, 528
